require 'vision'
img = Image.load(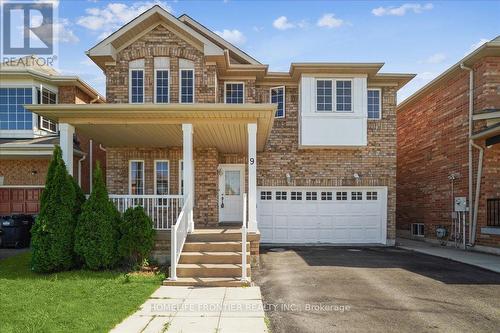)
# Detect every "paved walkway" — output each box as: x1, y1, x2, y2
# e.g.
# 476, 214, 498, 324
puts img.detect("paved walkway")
110, 286, 268, 333
397, 238, 500, 274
